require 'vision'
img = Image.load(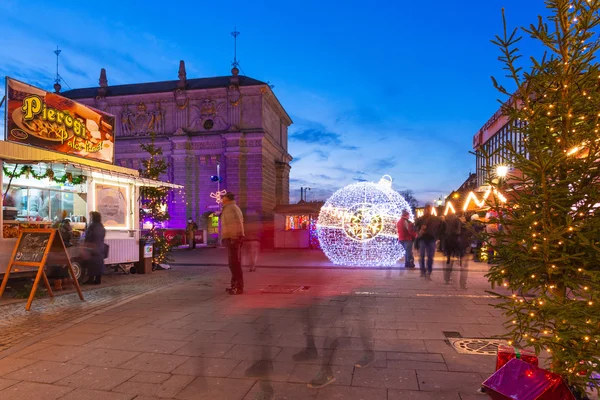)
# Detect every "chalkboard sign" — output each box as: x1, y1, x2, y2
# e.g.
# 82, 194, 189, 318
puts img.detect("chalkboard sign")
14, 232, 52, 263
0, 228, 84, 311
